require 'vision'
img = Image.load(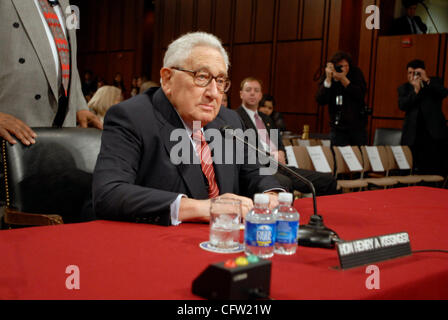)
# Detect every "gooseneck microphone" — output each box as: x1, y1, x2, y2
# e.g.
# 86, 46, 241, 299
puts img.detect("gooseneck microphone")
219, 125, 340, 249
